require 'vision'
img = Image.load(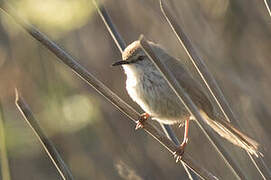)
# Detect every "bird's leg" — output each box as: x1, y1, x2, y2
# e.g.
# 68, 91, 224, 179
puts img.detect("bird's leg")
174, 117, 190, 162
135, 113, 150, 130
